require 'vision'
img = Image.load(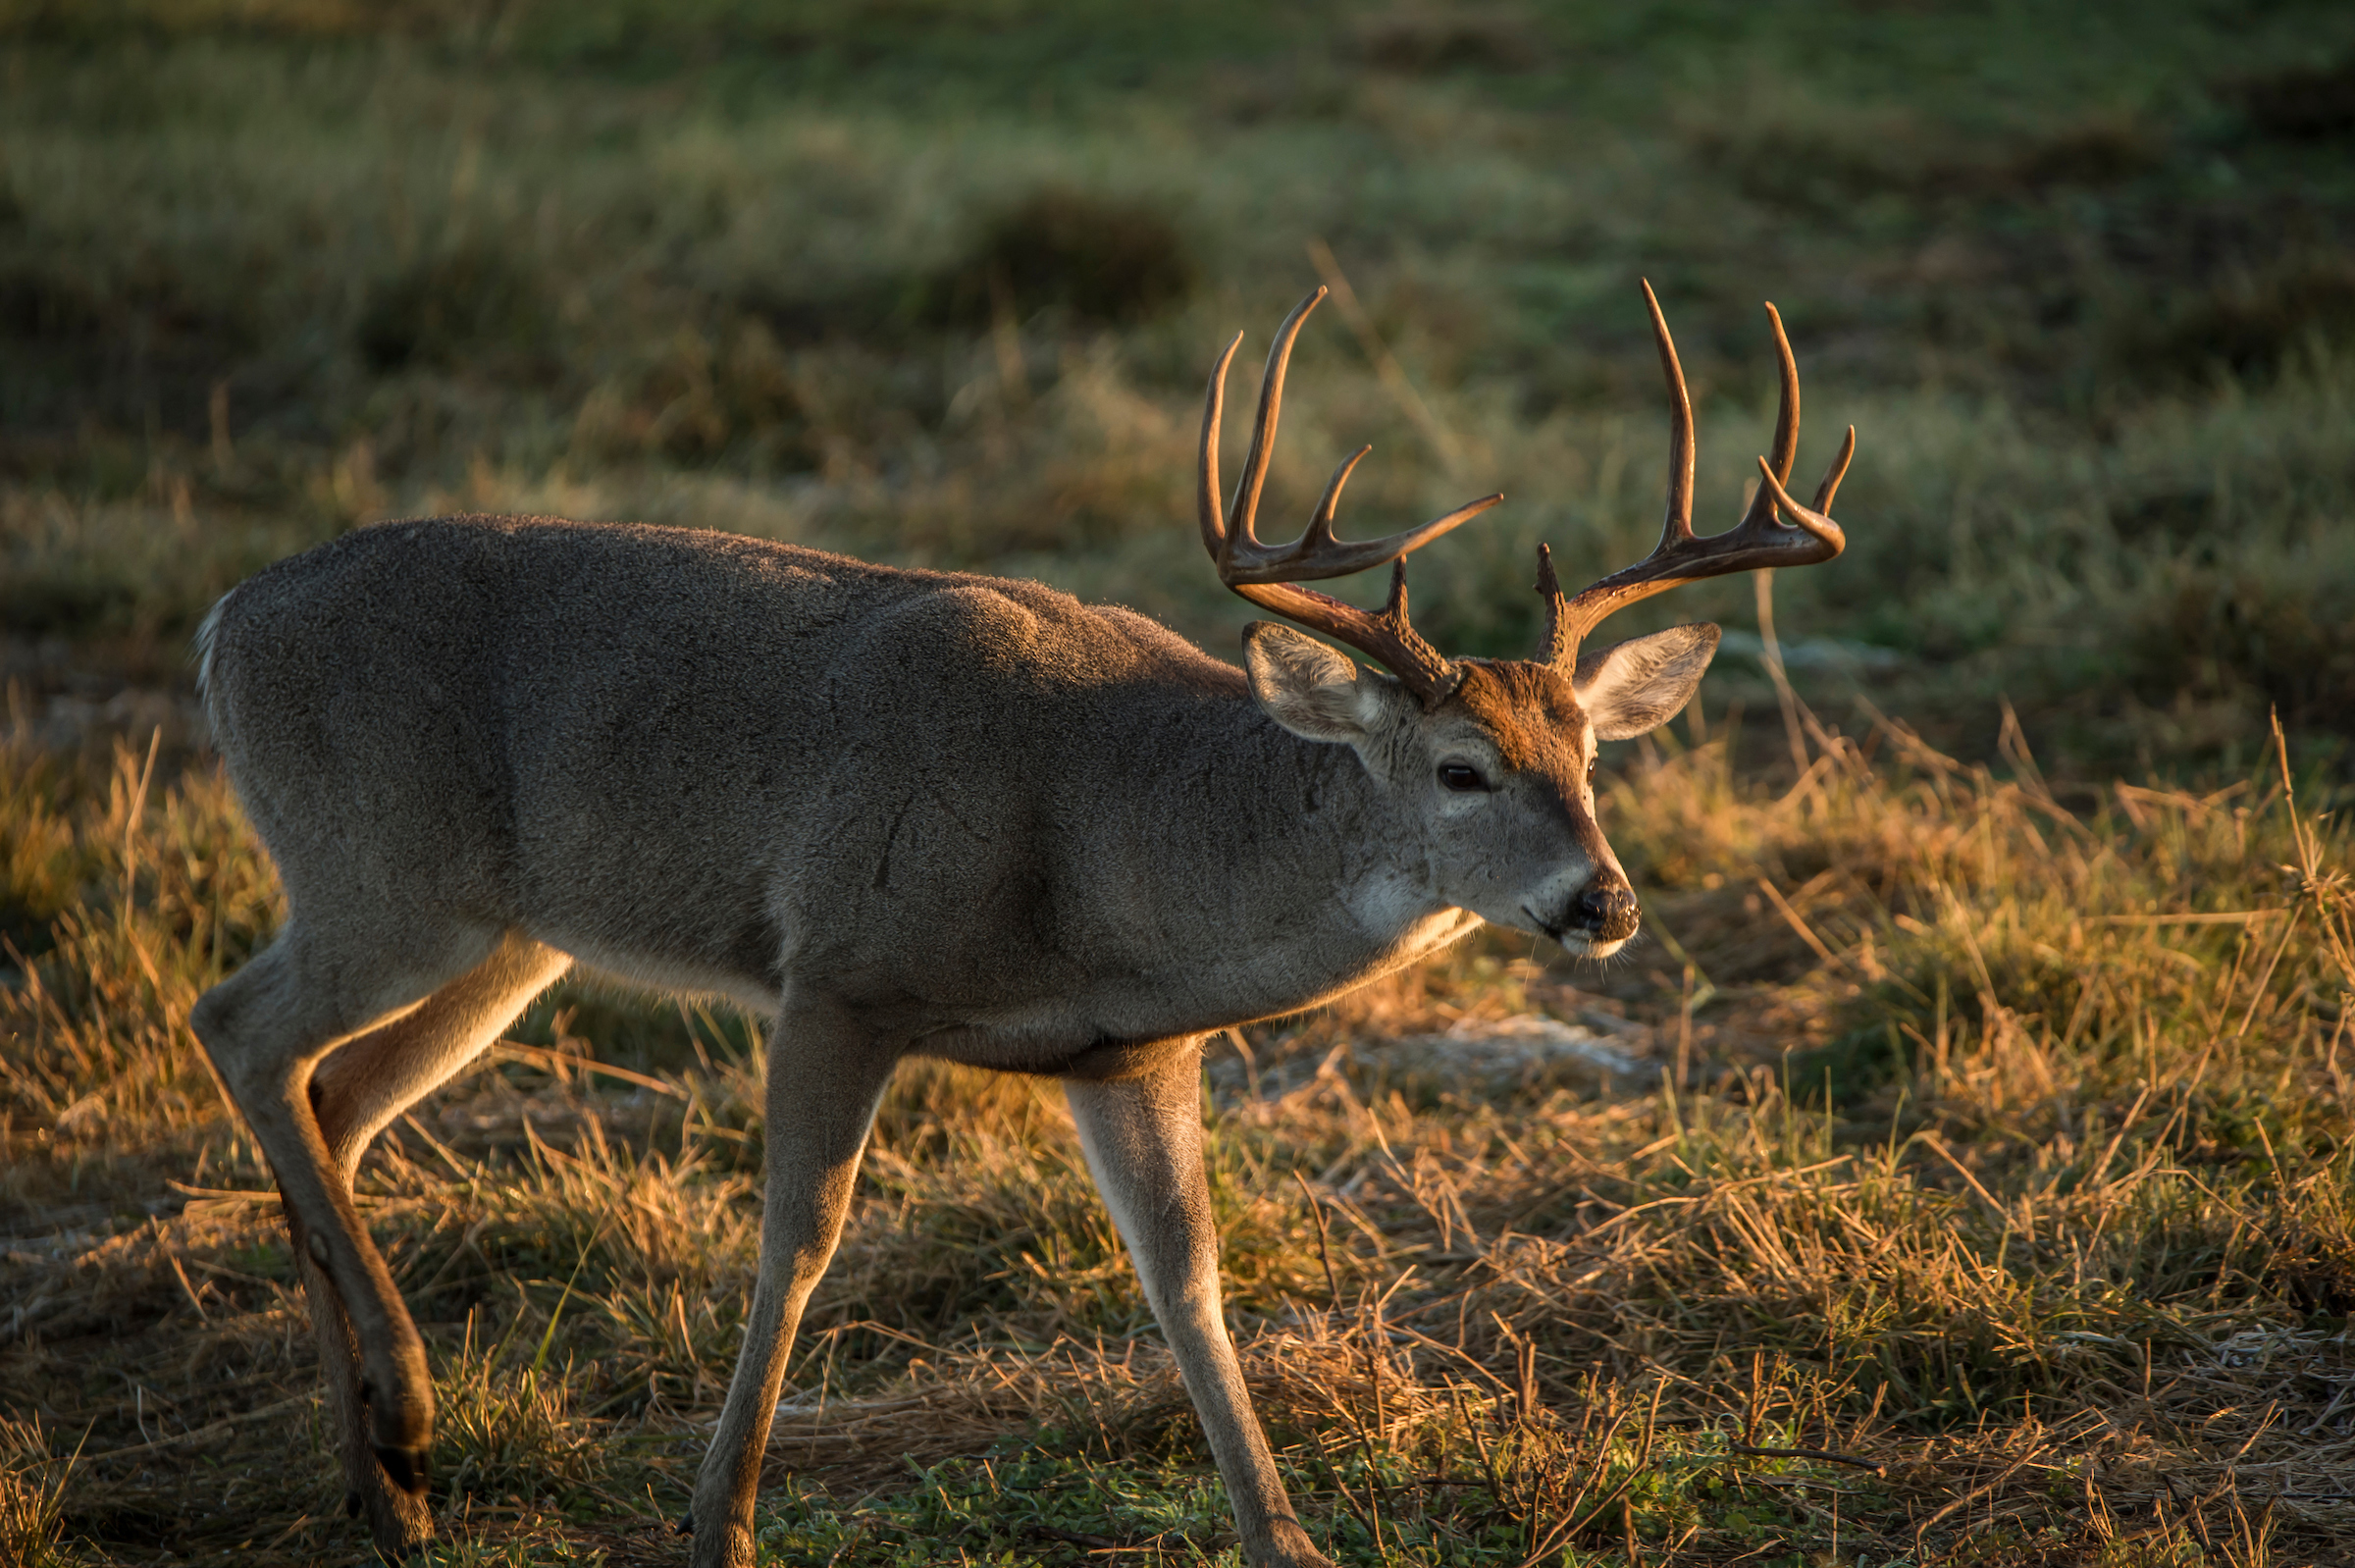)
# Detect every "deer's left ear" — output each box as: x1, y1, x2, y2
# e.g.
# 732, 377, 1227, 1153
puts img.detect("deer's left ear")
1241, 621, 1379, 744
1573, 623, 1721, 741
